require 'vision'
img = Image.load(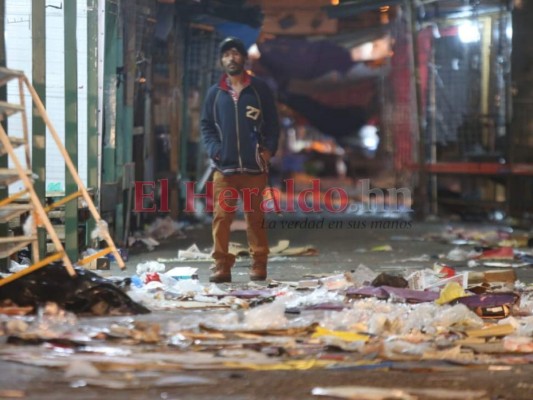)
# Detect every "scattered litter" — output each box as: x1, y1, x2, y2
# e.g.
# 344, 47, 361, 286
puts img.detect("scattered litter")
147, 216, 185, 239
268, 256, 294, 262
3, 223, 533, 395
312, 385, 488, 400
371, 272, 408, 288
64, 360, 101, 378
8, 260, 27, 273
483, 261, 530, 269
371, 244, 393, 252
136, 261, 166, 275
446, 247, 475, 262
177, 244, 211, 260
476, 247, 514, 260
352, 264, 378, 287
91, 220, 110, 241
435, 282, 468, 305
165, 266, 199, 280
232, 240, 318, 257
0, 390, 25, 398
